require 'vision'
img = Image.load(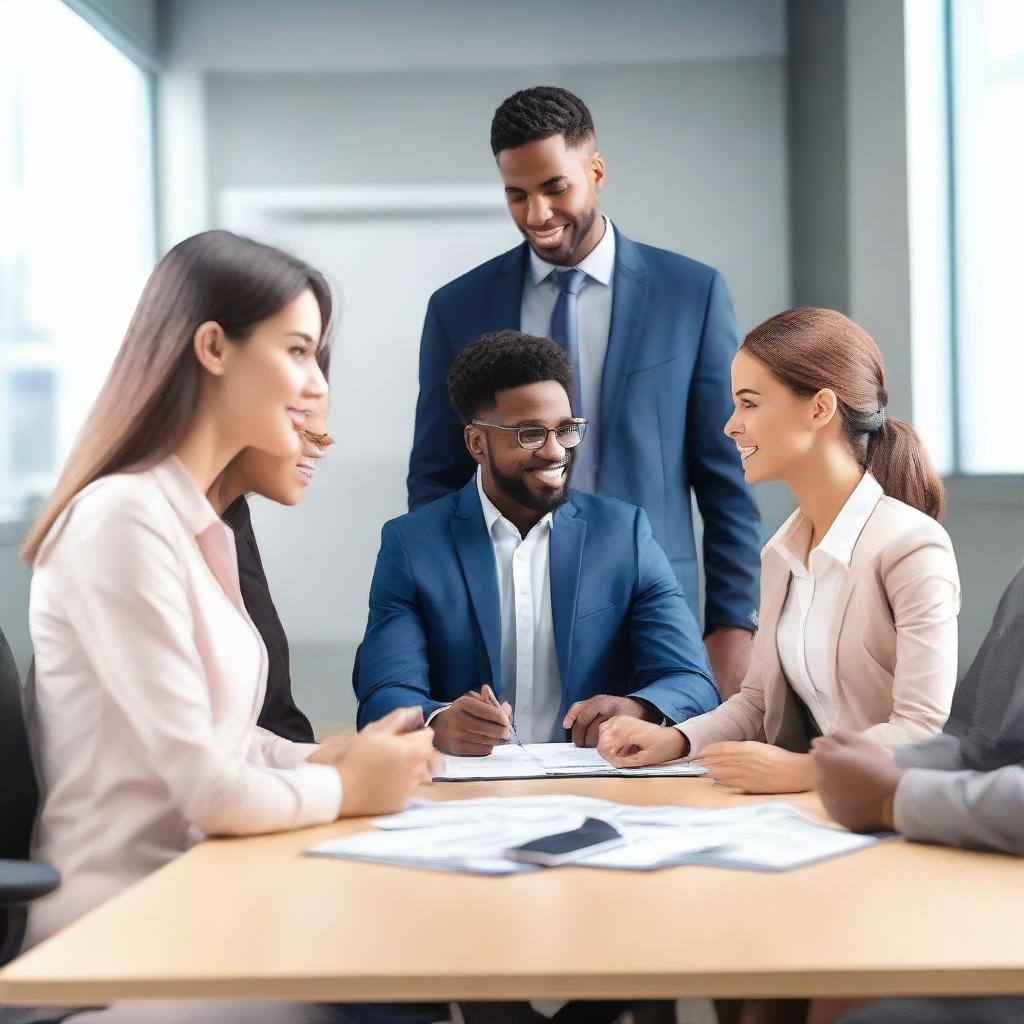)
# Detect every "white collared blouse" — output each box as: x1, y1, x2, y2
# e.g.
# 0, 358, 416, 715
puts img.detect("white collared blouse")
771, 472, 883, 732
